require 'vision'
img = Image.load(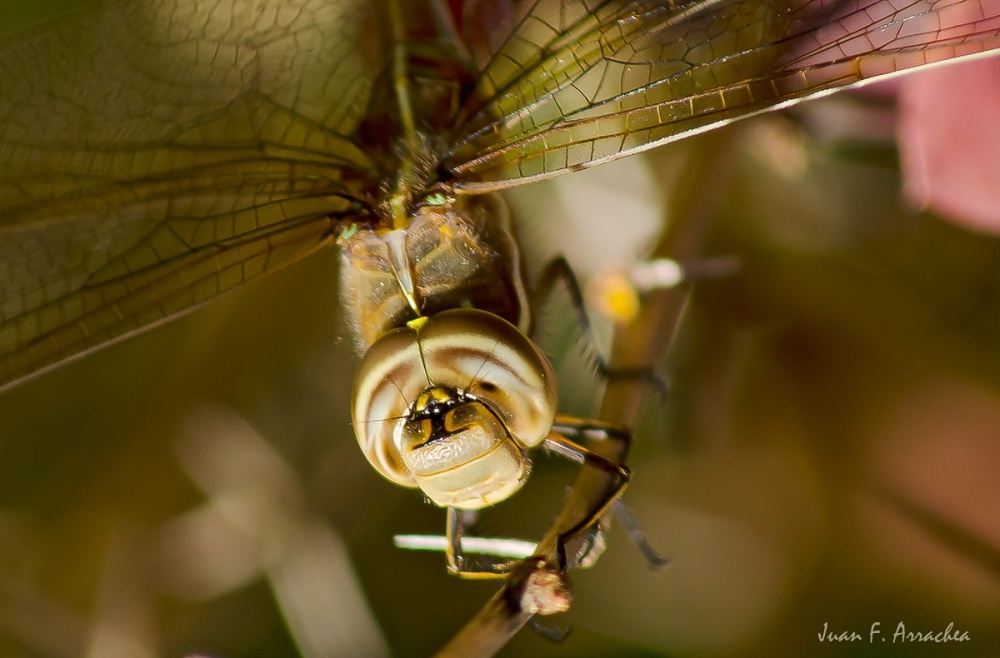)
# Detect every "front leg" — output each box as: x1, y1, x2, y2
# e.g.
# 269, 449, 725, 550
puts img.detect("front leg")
541, 431, 631, 572
440, 425, 630, 578
445, 507, 522, 579
549, 416, 668, 569
551, 415, 632, 460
